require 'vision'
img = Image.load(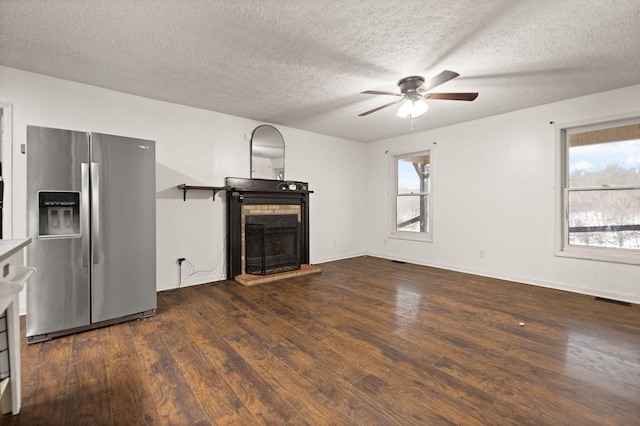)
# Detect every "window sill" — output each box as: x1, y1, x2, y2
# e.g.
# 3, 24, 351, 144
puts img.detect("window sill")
389, 232, 433, 243
556, 247, 640, 266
